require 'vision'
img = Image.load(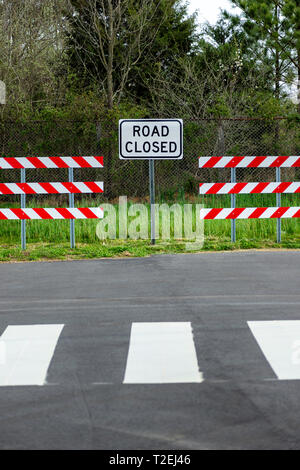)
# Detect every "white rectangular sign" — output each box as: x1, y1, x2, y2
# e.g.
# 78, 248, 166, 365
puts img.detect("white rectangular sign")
119, 119, 183, 160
